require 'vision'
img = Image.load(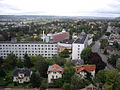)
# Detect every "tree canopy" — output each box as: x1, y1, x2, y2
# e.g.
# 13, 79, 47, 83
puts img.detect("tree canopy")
81, 47, 92, 63
96, 70, 120, 90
